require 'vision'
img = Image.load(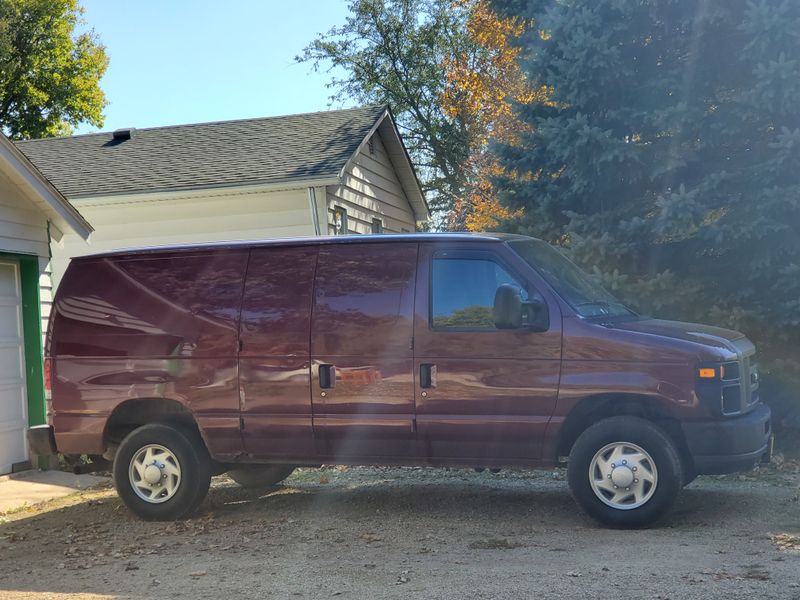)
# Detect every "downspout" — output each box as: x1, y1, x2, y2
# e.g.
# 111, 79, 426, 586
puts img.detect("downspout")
307, 187, 321, 236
